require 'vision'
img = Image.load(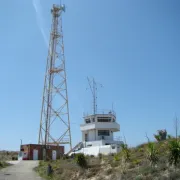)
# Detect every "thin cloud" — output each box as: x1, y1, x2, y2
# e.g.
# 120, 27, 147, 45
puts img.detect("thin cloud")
32, 0, 49, 47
